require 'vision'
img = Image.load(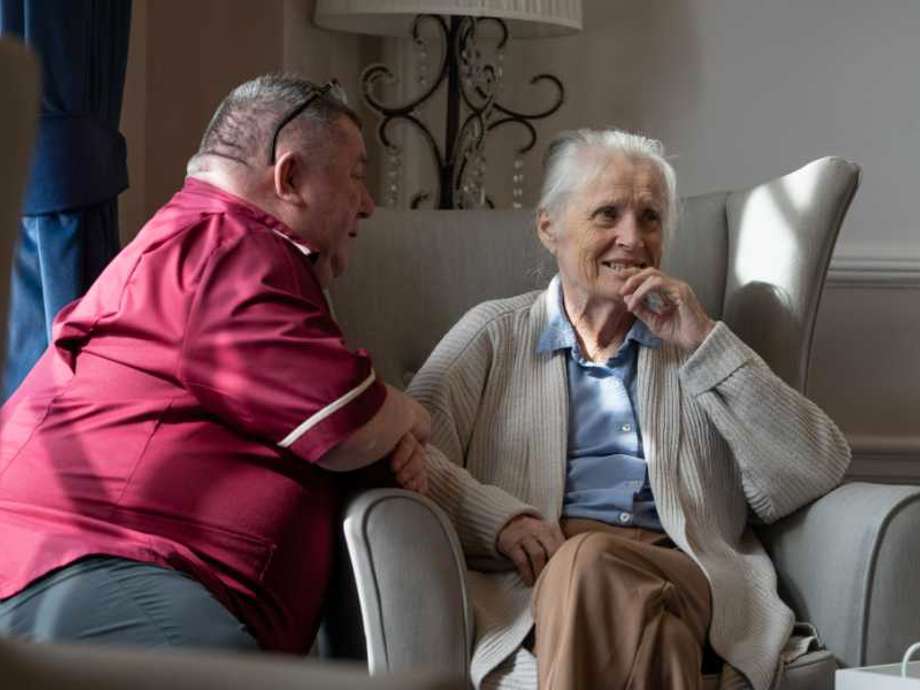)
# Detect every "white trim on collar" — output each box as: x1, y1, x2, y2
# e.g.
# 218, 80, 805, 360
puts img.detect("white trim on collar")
272, 229, 313, 257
